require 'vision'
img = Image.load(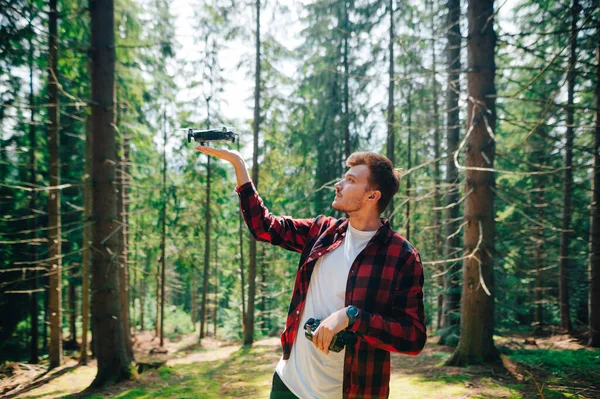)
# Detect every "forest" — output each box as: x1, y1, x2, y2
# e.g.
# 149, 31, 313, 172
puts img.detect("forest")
1, 0, 600, 397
